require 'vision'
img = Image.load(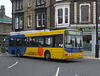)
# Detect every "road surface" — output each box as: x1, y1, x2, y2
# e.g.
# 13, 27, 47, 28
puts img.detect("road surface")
0, 53, 100, 76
